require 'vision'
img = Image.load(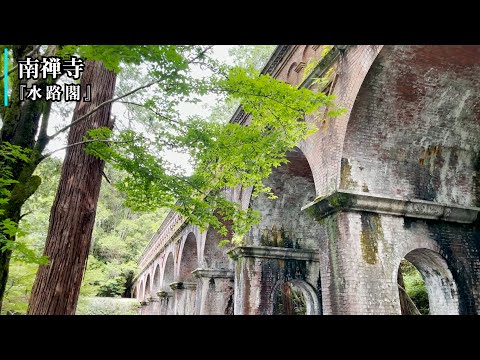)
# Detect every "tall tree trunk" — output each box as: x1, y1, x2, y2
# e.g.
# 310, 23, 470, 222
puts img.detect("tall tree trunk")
27, 61, 116, 315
